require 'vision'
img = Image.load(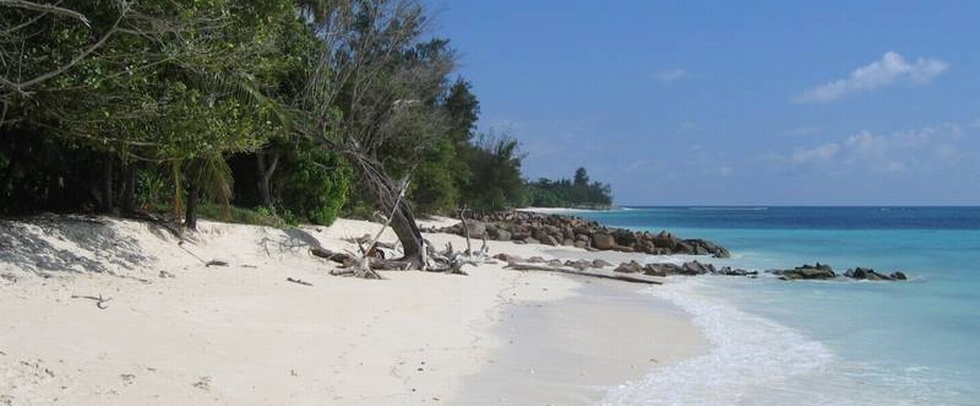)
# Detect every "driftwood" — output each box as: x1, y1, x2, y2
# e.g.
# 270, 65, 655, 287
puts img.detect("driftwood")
70, 294, 112, 309
311, 247, 358, 267
504, 263, 663, 285
286, 277, 313, 286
